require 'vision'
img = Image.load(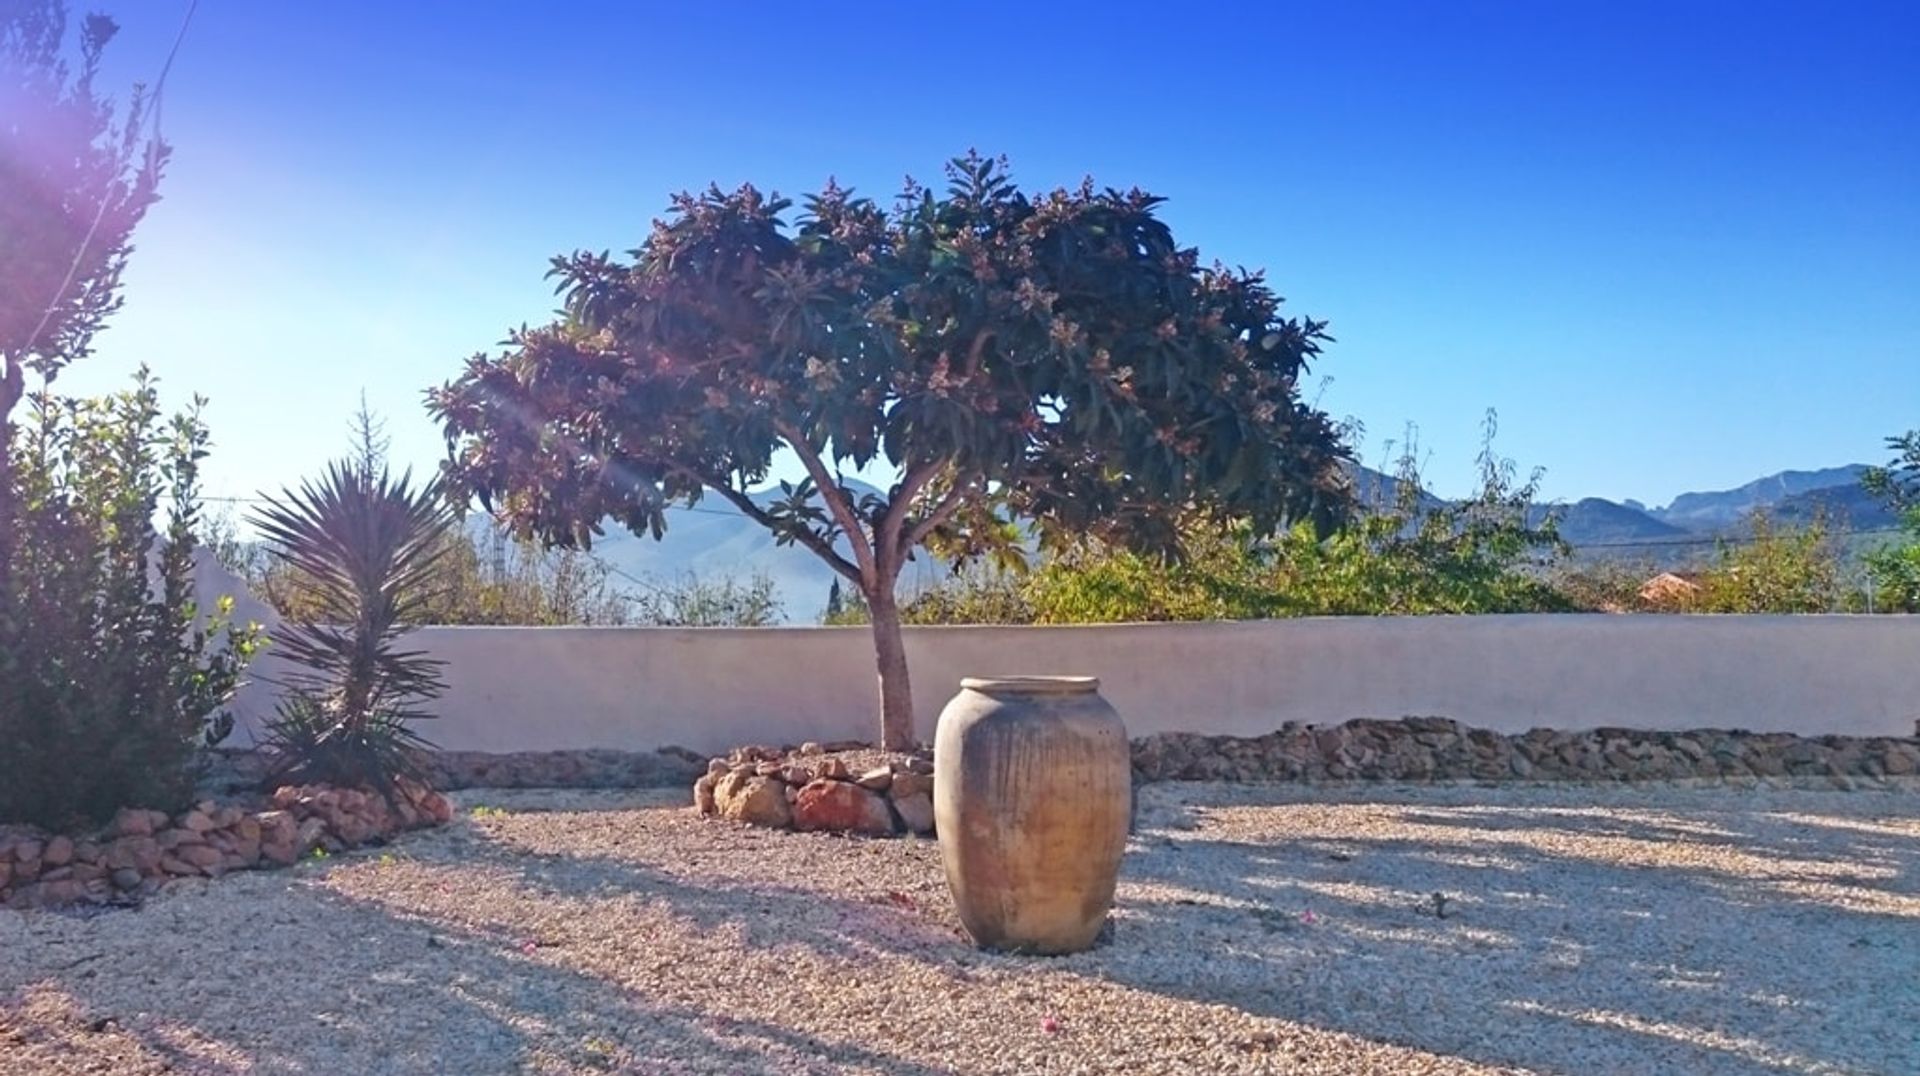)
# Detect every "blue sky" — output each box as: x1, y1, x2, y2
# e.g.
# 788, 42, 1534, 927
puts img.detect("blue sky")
65, 0, 1919, 511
